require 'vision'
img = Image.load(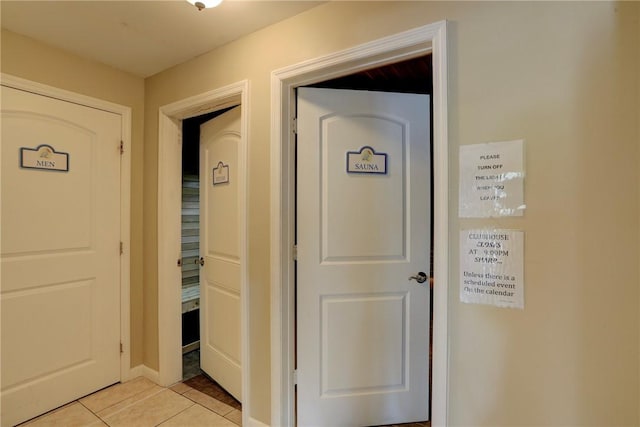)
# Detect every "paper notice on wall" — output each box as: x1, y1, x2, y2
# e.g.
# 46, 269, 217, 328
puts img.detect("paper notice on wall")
459, 140, 525, 217
460, 229, 524, 309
